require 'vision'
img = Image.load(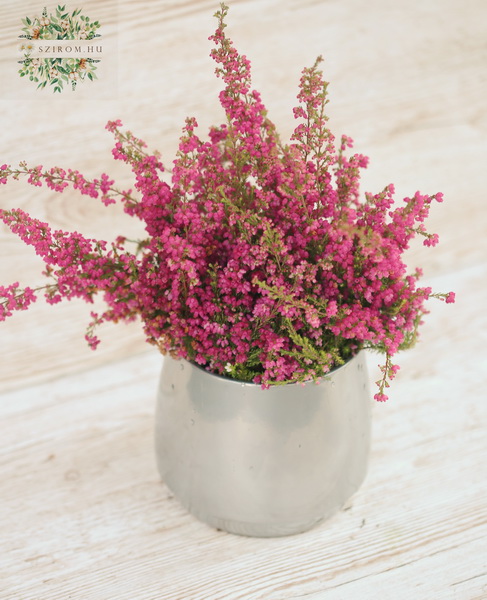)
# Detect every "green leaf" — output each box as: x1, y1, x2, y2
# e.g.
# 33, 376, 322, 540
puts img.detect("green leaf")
26, 16, 31, 25
87, 71, 93, 80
